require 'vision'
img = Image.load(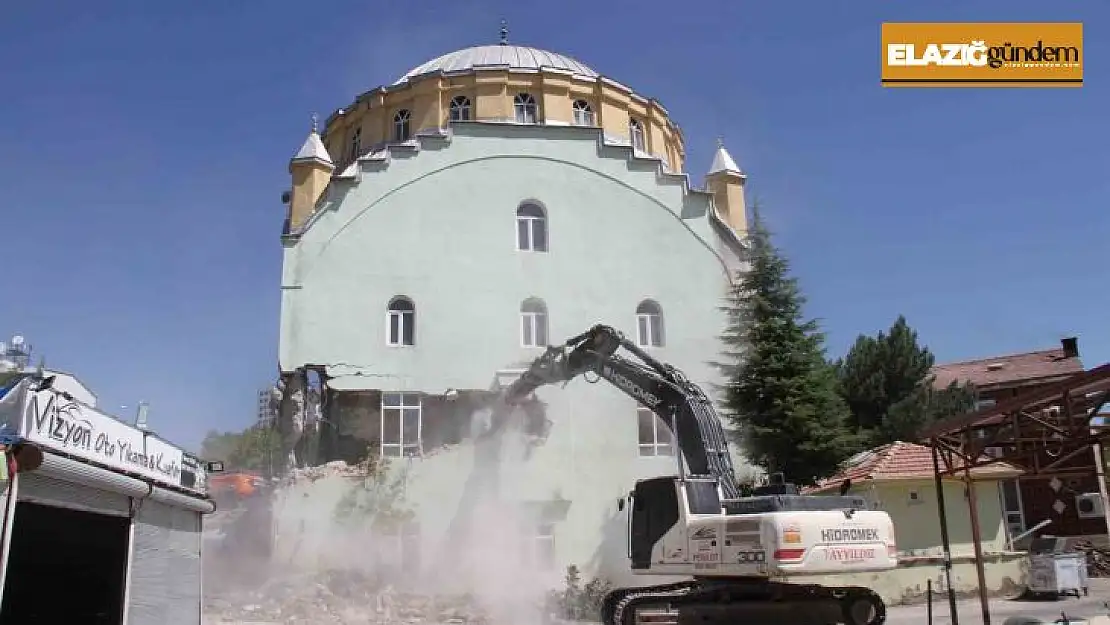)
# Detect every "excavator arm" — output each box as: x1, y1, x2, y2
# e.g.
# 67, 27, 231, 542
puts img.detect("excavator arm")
489, 324, 739, 499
